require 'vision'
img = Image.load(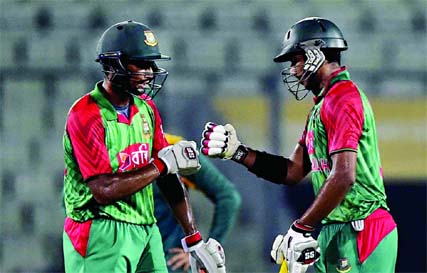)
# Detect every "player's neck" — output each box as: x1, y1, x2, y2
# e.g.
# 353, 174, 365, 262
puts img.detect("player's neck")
319, 62, 341, 90
101, 80, 131, 107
